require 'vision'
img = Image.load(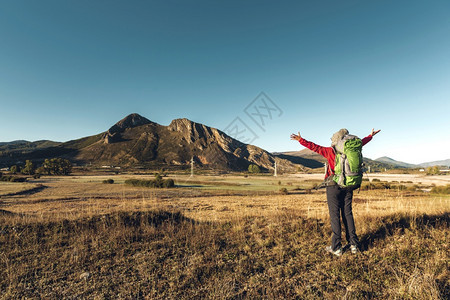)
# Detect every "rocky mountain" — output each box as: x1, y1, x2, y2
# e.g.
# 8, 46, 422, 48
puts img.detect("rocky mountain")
0, 114, 296, 172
